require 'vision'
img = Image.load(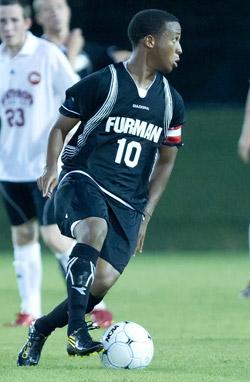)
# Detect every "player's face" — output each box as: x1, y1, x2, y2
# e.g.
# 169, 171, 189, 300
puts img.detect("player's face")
151, 22, 182, 74
36, 0, 70, 33
0, 4, 31, 50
